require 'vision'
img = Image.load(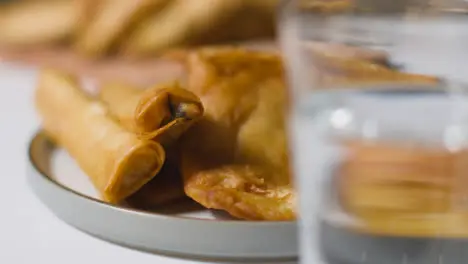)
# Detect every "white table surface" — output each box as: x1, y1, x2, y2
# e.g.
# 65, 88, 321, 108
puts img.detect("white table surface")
0, 62, 296, 264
